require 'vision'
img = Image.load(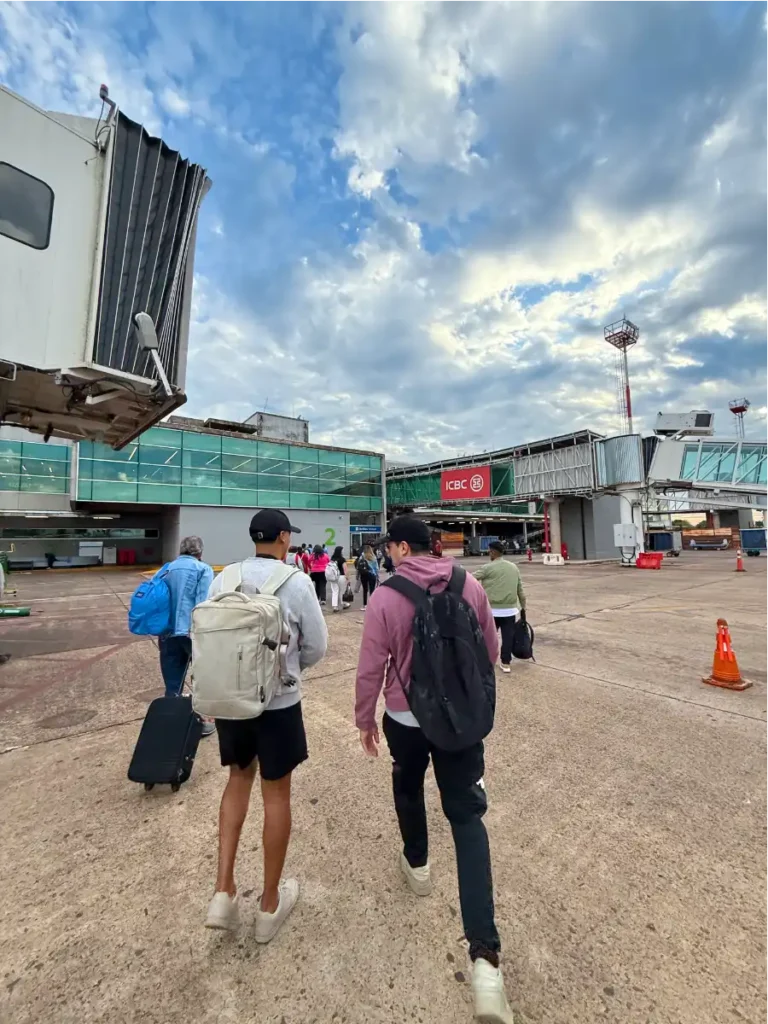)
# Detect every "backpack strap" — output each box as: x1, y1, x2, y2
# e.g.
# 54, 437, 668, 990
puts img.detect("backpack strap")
216, 562, 243, 593
260, 562, 299, 597
447, 565, 466, 595
382, 574, 430, 609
